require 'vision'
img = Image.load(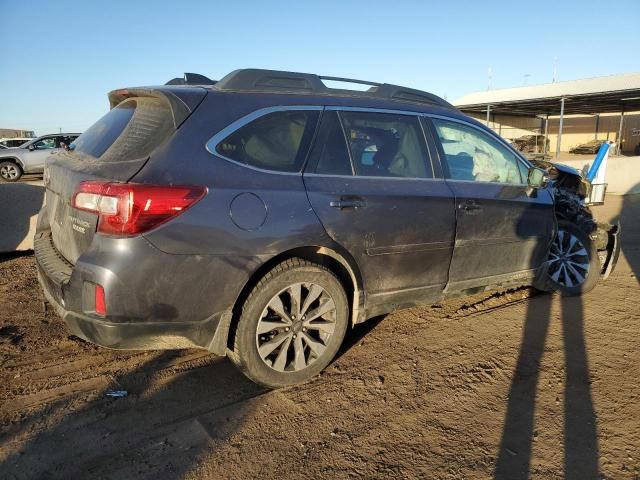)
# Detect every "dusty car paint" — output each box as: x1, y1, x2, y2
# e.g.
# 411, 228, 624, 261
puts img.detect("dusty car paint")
35, 70, 620, 358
